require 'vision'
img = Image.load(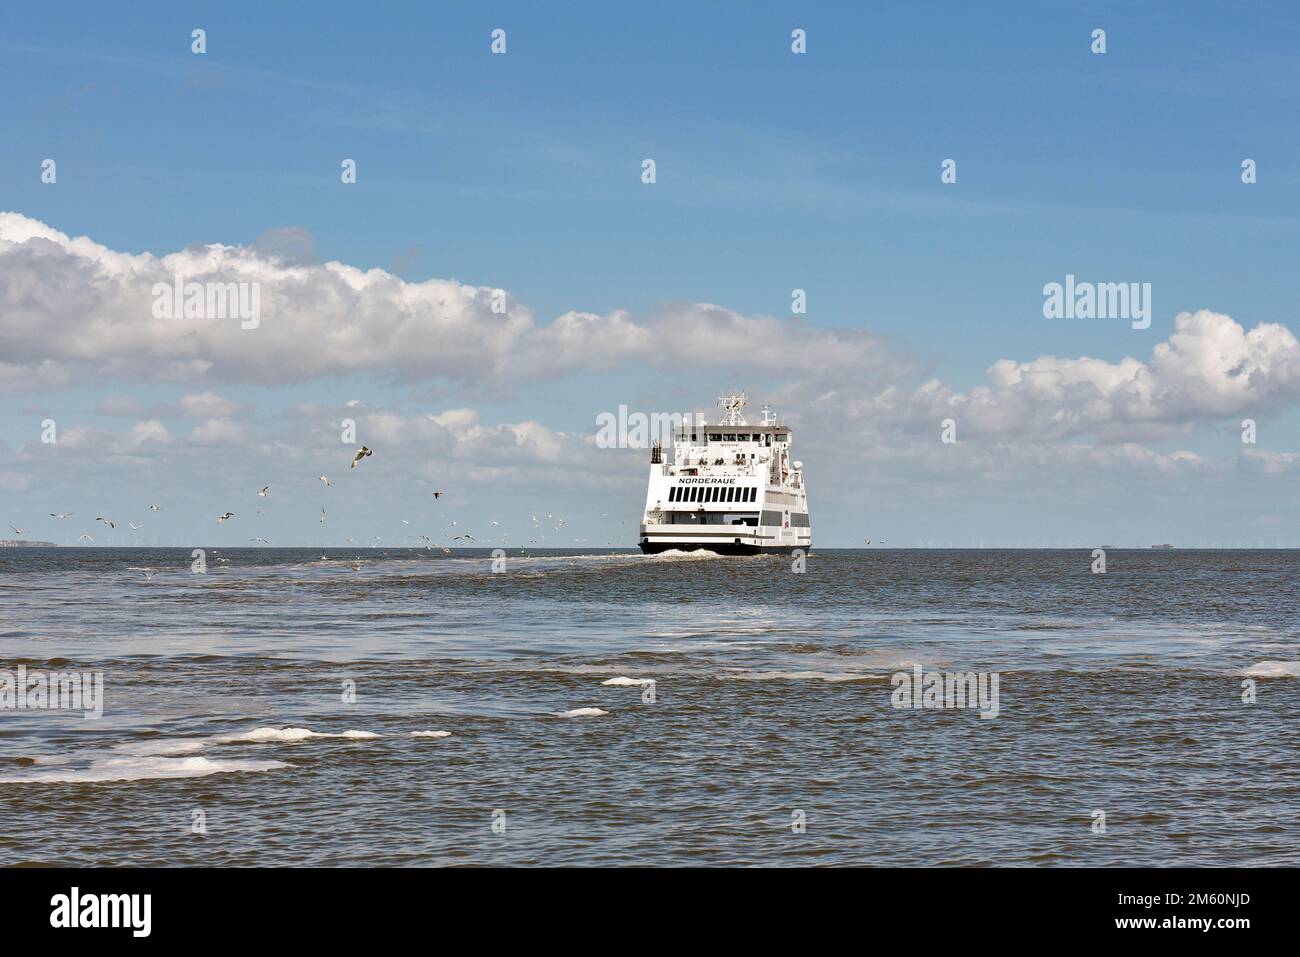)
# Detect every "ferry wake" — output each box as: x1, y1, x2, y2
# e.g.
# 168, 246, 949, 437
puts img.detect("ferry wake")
639, 392, 811, 555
